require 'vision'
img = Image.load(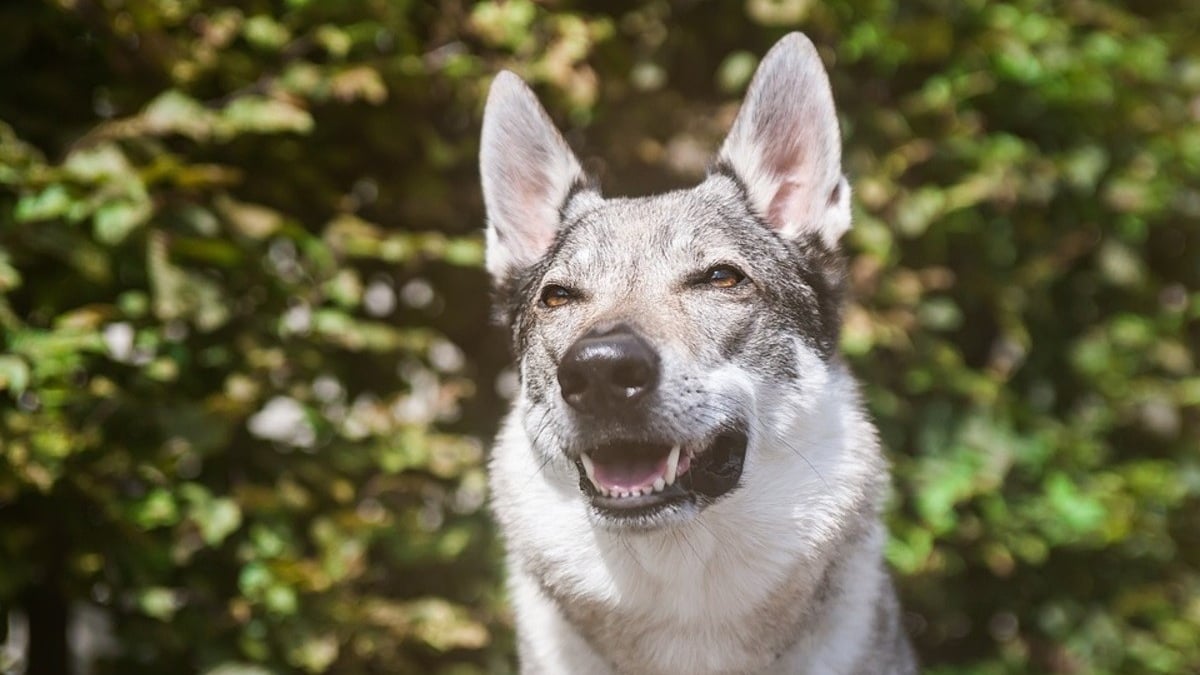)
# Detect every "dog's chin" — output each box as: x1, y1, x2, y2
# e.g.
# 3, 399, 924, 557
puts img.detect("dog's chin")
572, 428, 748, 532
